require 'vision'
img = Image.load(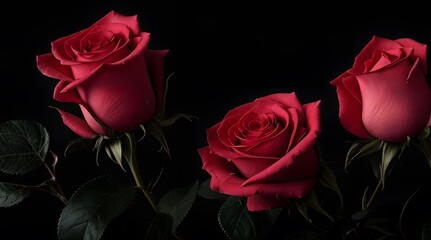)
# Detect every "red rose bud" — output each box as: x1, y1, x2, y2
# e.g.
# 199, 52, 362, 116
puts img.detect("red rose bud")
198, 93, 321, 211
36, 10, 168, 138
331, 35, 431, 143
